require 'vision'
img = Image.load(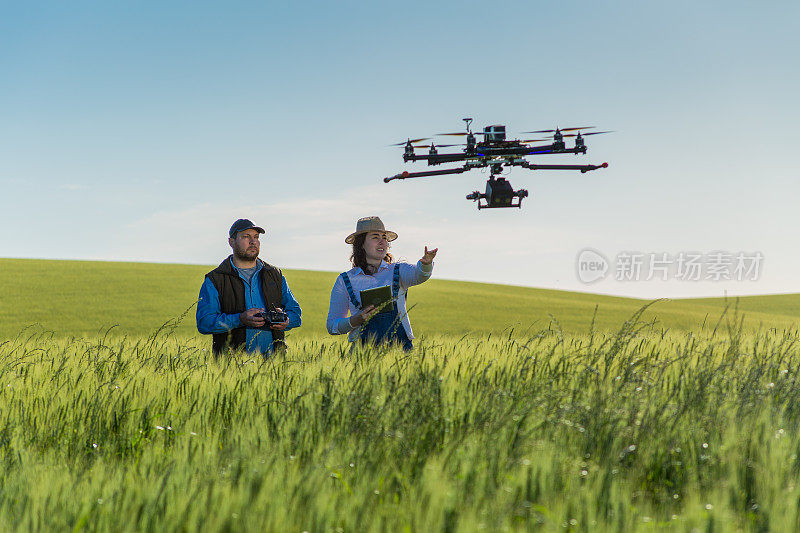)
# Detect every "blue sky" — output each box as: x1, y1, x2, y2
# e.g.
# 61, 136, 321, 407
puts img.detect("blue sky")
1, 1, 798, 298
